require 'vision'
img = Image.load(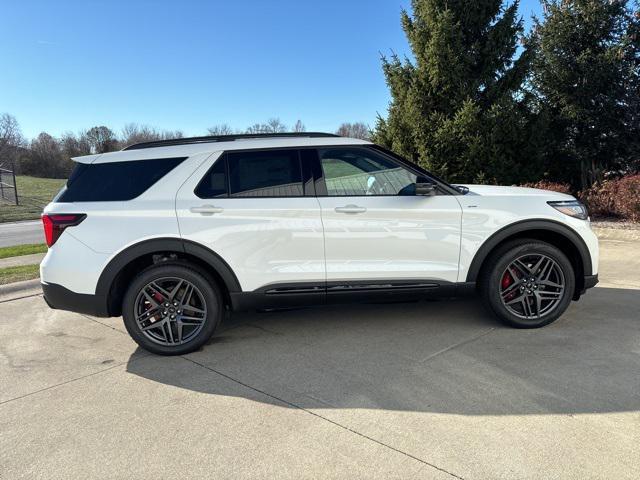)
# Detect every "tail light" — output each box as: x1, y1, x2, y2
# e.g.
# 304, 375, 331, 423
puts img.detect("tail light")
42, 214, 86, 247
